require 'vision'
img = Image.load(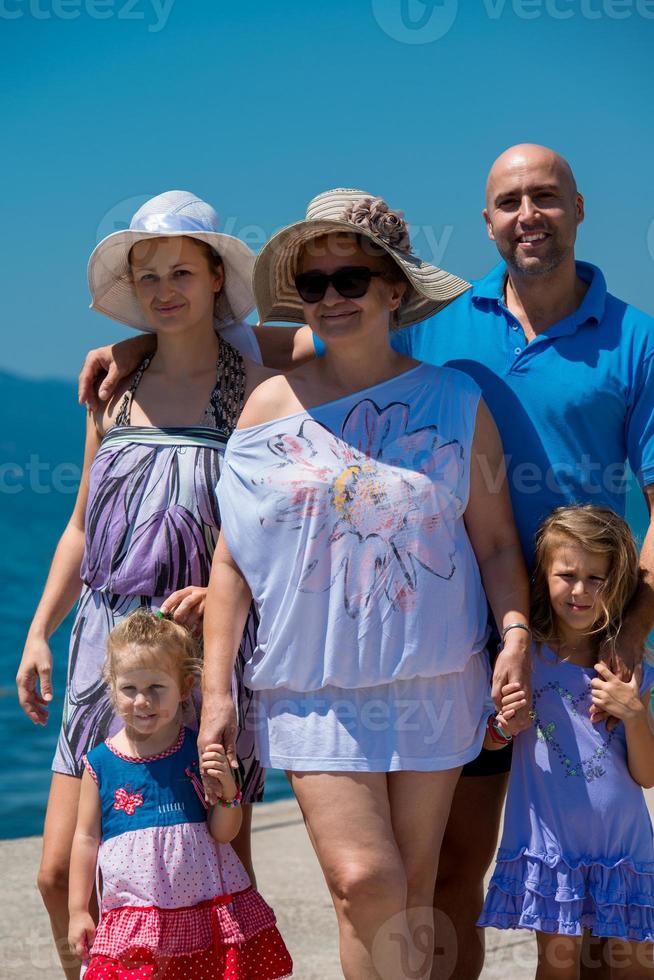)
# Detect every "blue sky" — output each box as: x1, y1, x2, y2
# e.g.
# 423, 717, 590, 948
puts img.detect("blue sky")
2, 0, 654, 379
